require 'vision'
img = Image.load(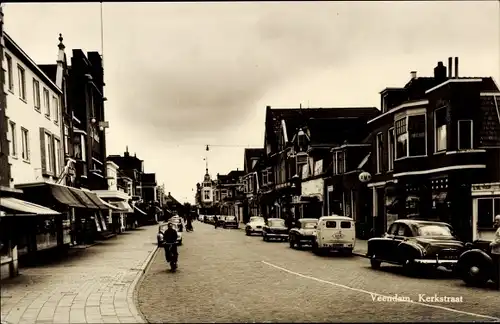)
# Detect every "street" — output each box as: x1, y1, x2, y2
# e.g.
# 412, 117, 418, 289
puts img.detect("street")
138, 222, 500, 323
